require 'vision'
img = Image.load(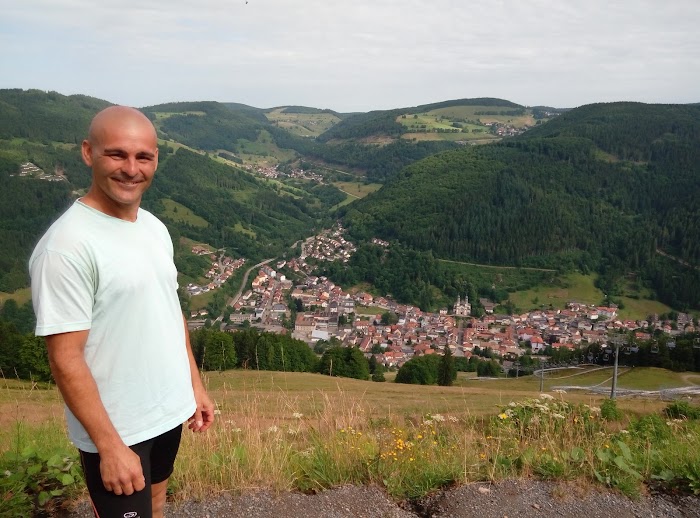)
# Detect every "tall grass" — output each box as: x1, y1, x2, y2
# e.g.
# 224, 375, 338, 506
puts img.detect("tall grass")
2, 371, 700, 514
